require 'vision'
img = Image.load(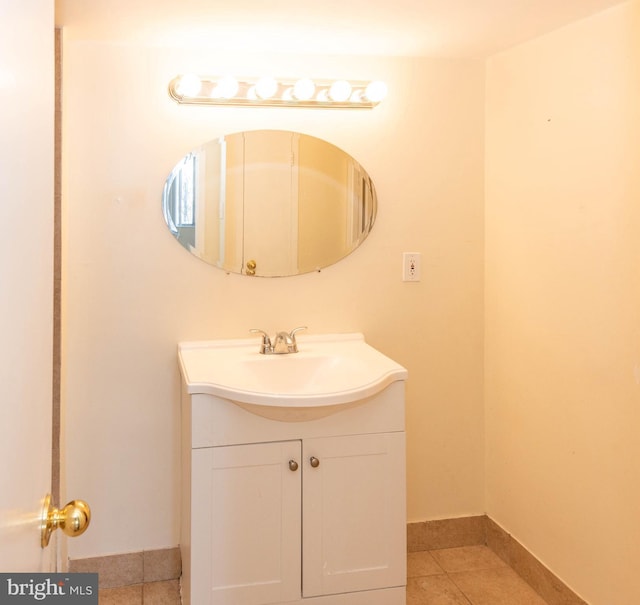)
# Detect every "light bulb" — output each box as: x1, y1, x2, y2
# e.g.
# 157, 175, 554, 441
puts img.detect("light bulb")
212, 76, 239, 99
255, 77, 278, 100
329, 80, 351, 102
364, 80, 388, 103
293, 78, 315, 101
176, 74, 202, 97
